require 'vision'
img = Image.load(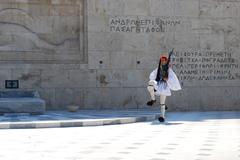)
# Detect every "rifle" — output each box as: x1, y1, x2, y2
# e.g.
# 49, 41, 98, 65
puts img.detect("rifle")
167, 48, 174, 66
162, 48, 174, 80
